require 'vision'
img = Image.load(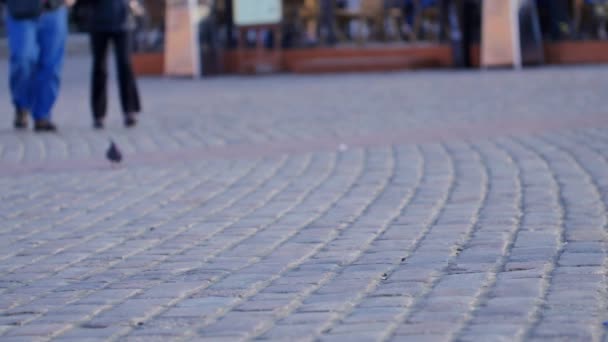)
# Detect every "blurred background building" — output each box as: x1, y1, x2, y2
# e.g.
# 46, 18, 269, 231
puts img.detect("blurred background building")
2, 0, 608, 75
